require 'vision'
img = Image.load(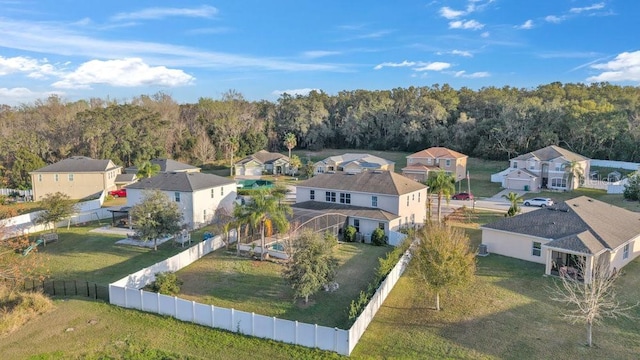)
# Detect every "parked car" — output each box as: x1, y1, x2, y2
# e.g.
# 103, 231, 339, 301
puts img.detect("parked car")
109, 188, 127, 198
452, 192, 474, 200
523, 197, 553, 207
